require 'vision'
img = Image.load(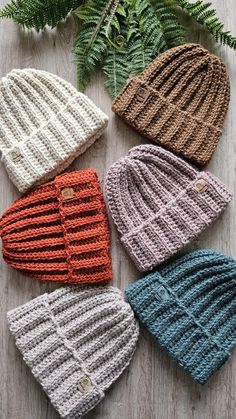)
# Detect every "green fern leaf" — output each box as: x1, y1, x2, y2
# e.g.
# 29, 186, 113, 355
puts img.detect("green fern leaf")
1, 0, 236, 97
175, 0, 236, 49
152, 0, 186, 48
102, 1, 129, 96
0, 0, 82, 30
116, 3, 126, 18
103, 48, 129, 97
73, 0, 108, 91
127, 0, 167, 76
